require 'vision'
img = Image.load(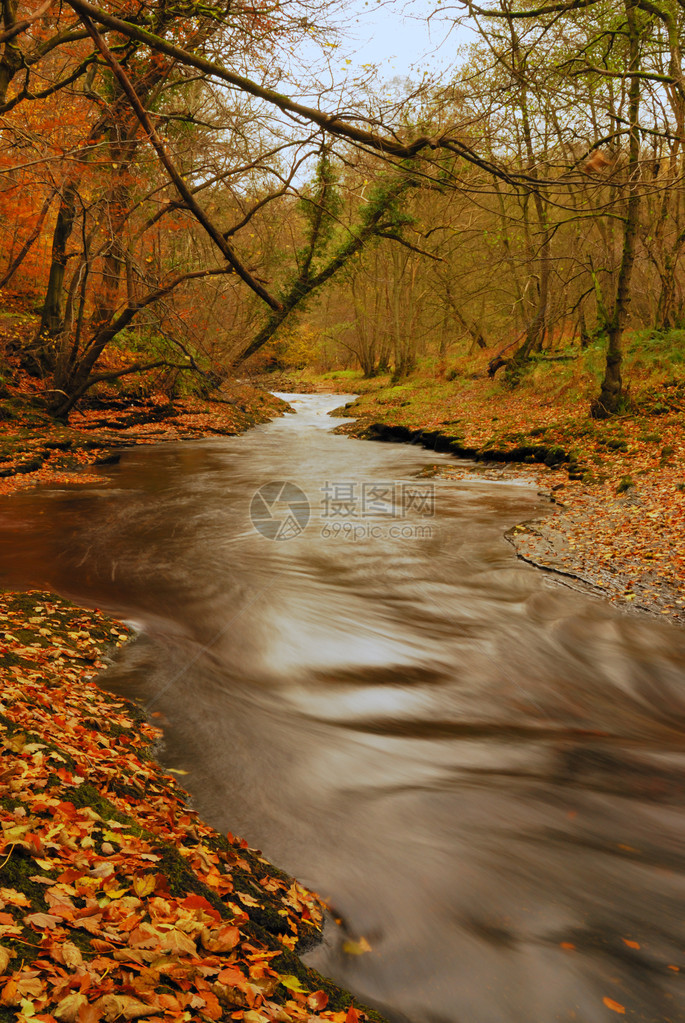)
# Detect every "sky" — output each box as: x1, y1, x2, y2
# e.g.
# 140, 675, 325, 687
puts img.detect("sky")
336, 0, 463, 77
282, 0, 476, 96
